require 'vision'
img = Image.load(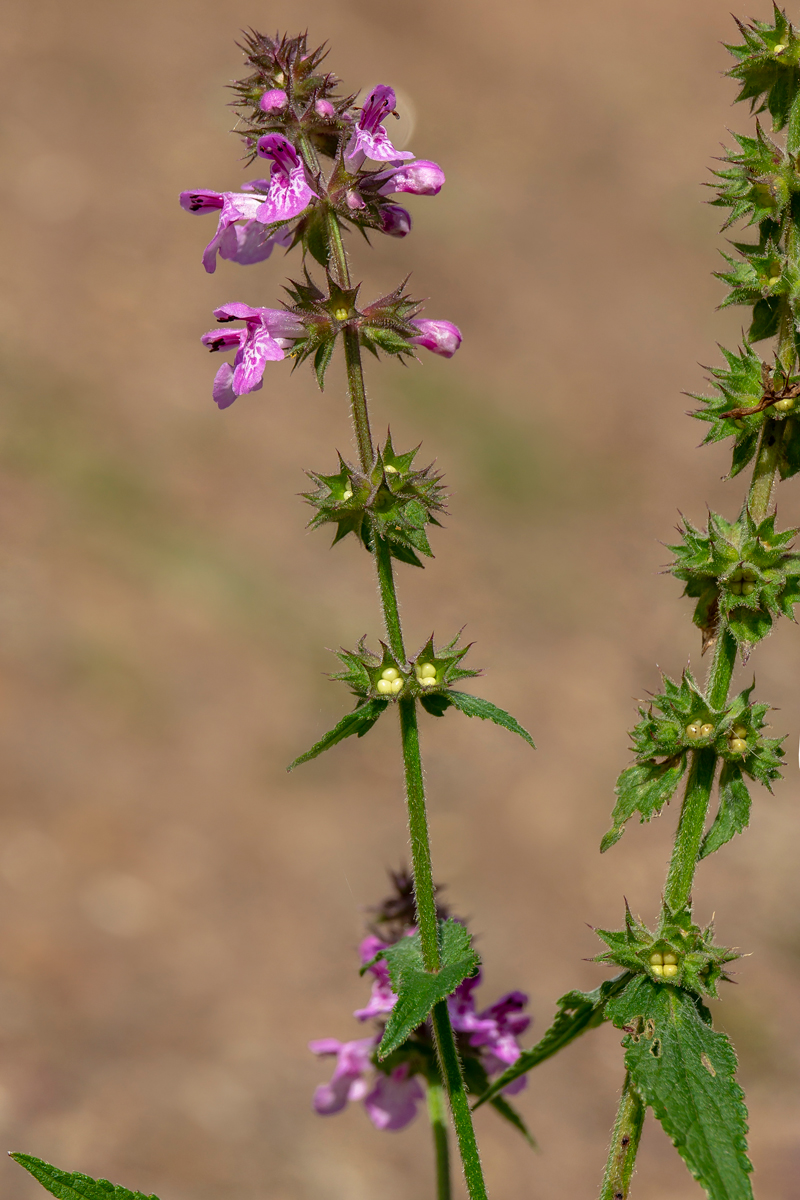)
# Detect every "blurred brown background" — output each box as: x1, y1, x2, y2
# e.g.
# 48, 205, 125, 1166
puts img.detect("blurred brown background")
0, 1, 798, 1197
